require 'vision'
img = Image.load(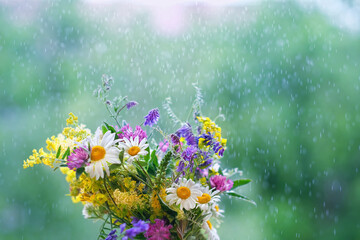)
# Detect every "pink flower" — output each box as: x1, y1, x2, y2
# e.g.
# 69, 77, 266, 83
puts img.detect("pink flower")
118, 124, 147, 142
144, 219, 173, 240
210, 175, 233, 192
67, 147, 89, 170
159, 140, 169, 152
